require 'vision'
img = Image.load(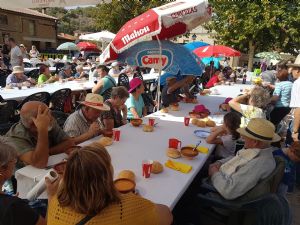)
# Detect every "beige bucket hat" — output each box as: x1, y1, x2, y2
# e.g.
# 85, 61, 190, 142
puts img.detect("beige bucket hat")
287, 54, 300, 68
79, 93, 110, 111
237, 118, 281, 142
12, 66, 24, 74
